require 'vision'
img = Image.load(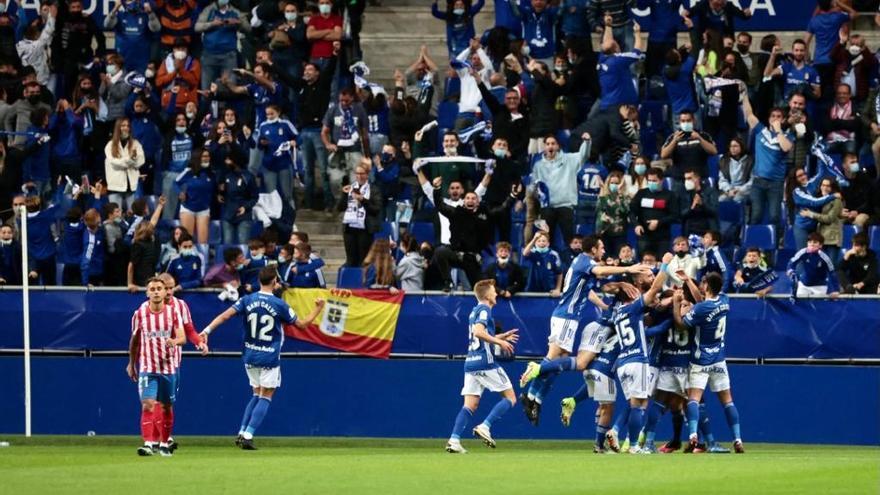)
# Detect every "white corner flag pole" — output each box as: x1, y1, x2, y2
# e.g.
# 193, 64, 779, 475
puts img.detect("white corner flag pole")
19, 205, 31, 437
